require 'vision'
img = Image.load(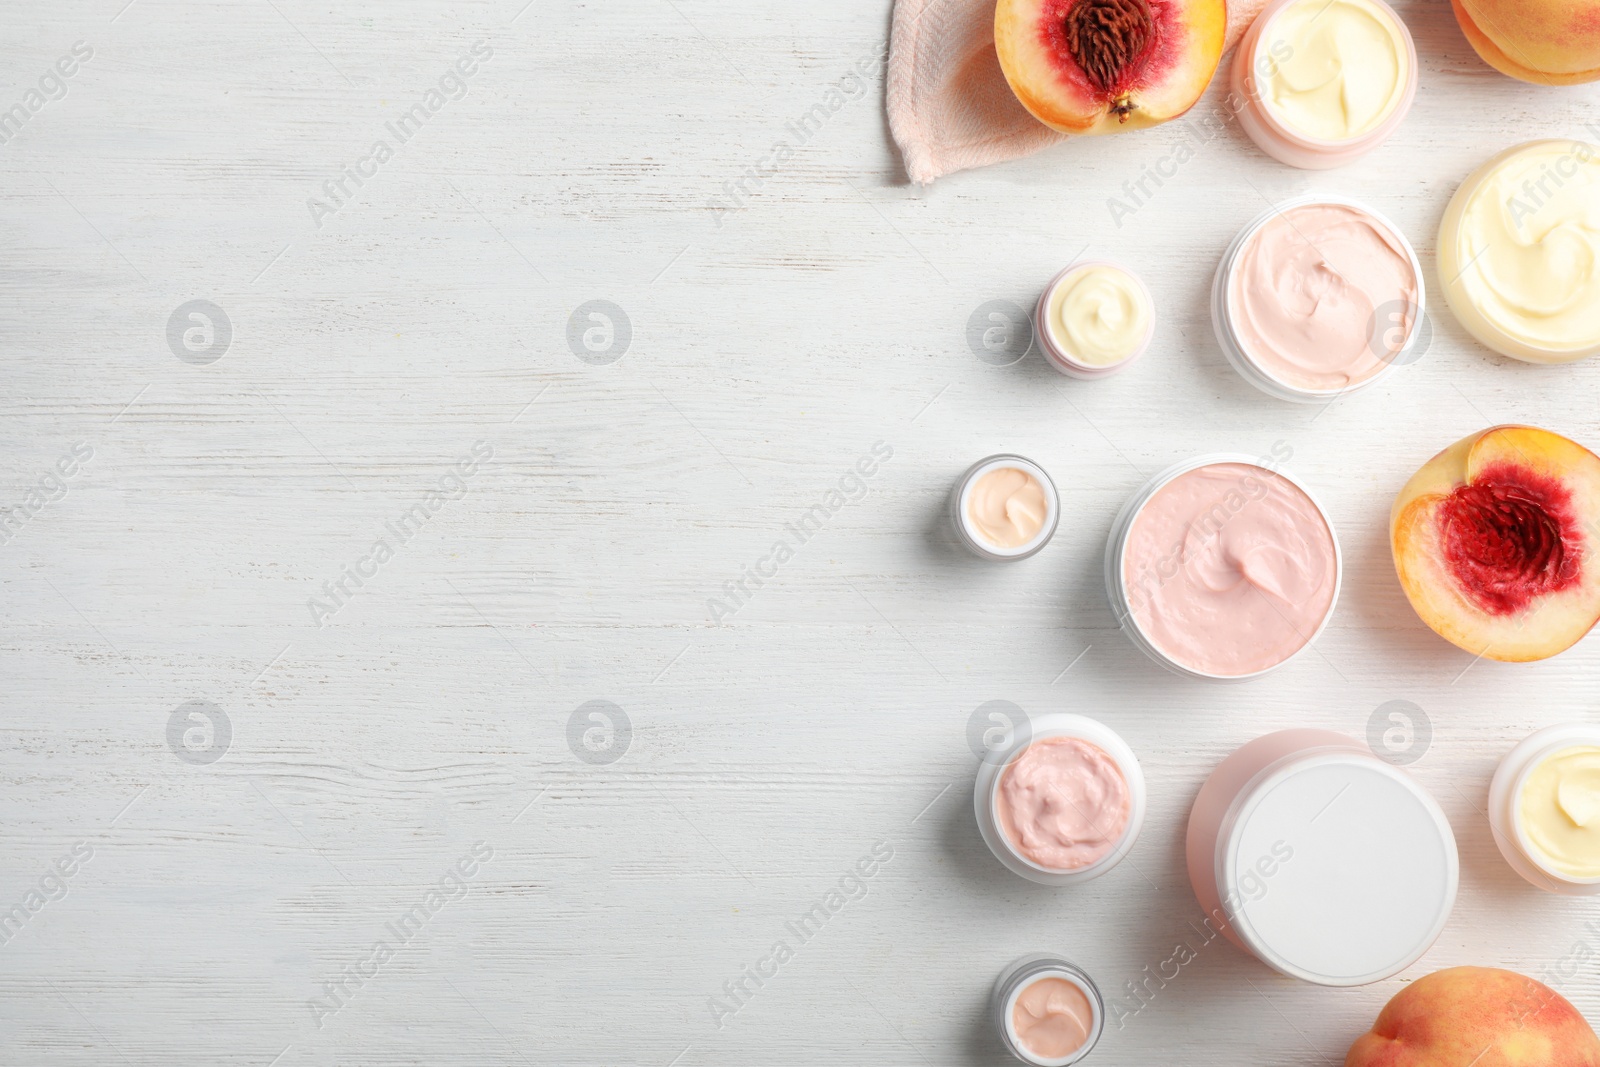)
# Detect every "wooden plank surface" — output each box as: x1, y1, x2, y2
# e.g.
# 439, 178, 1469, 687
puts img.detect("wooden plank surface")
2, 0, 1600, 1063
